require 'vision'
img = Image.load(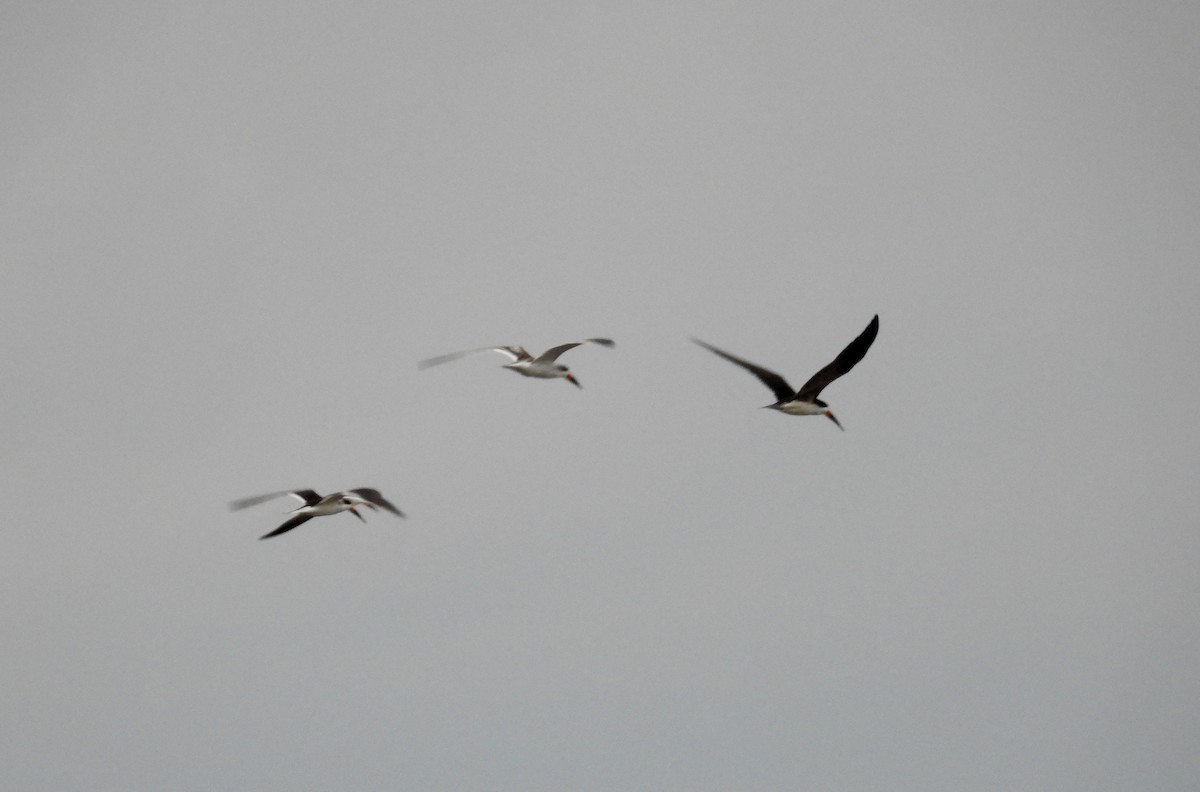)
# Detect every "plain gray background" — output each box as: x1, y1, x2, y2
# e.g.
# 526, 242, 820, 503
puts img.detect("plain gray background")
4, 2, 1198, 789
